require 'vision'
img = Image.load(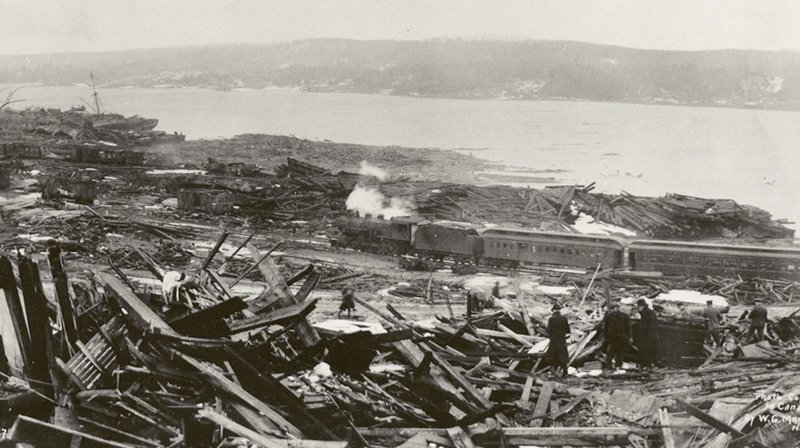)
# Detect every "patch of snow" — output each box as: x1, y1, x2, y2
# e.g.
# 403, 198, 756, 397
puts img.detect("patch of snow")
314, 319, 386, 335
654, 289, 729, 307
145, 169, 206, 175
571, 214, 636, 237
